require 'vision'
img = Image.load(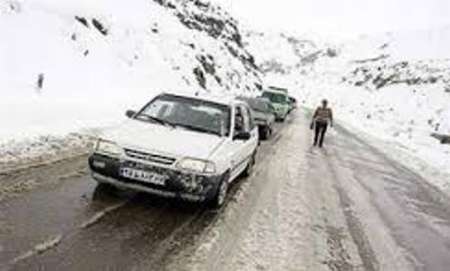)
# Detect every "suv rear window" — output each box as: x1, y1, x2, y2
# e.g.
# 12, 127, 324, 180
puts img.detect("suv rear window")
239, 98, 270, 113
262, 91, 287, 104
